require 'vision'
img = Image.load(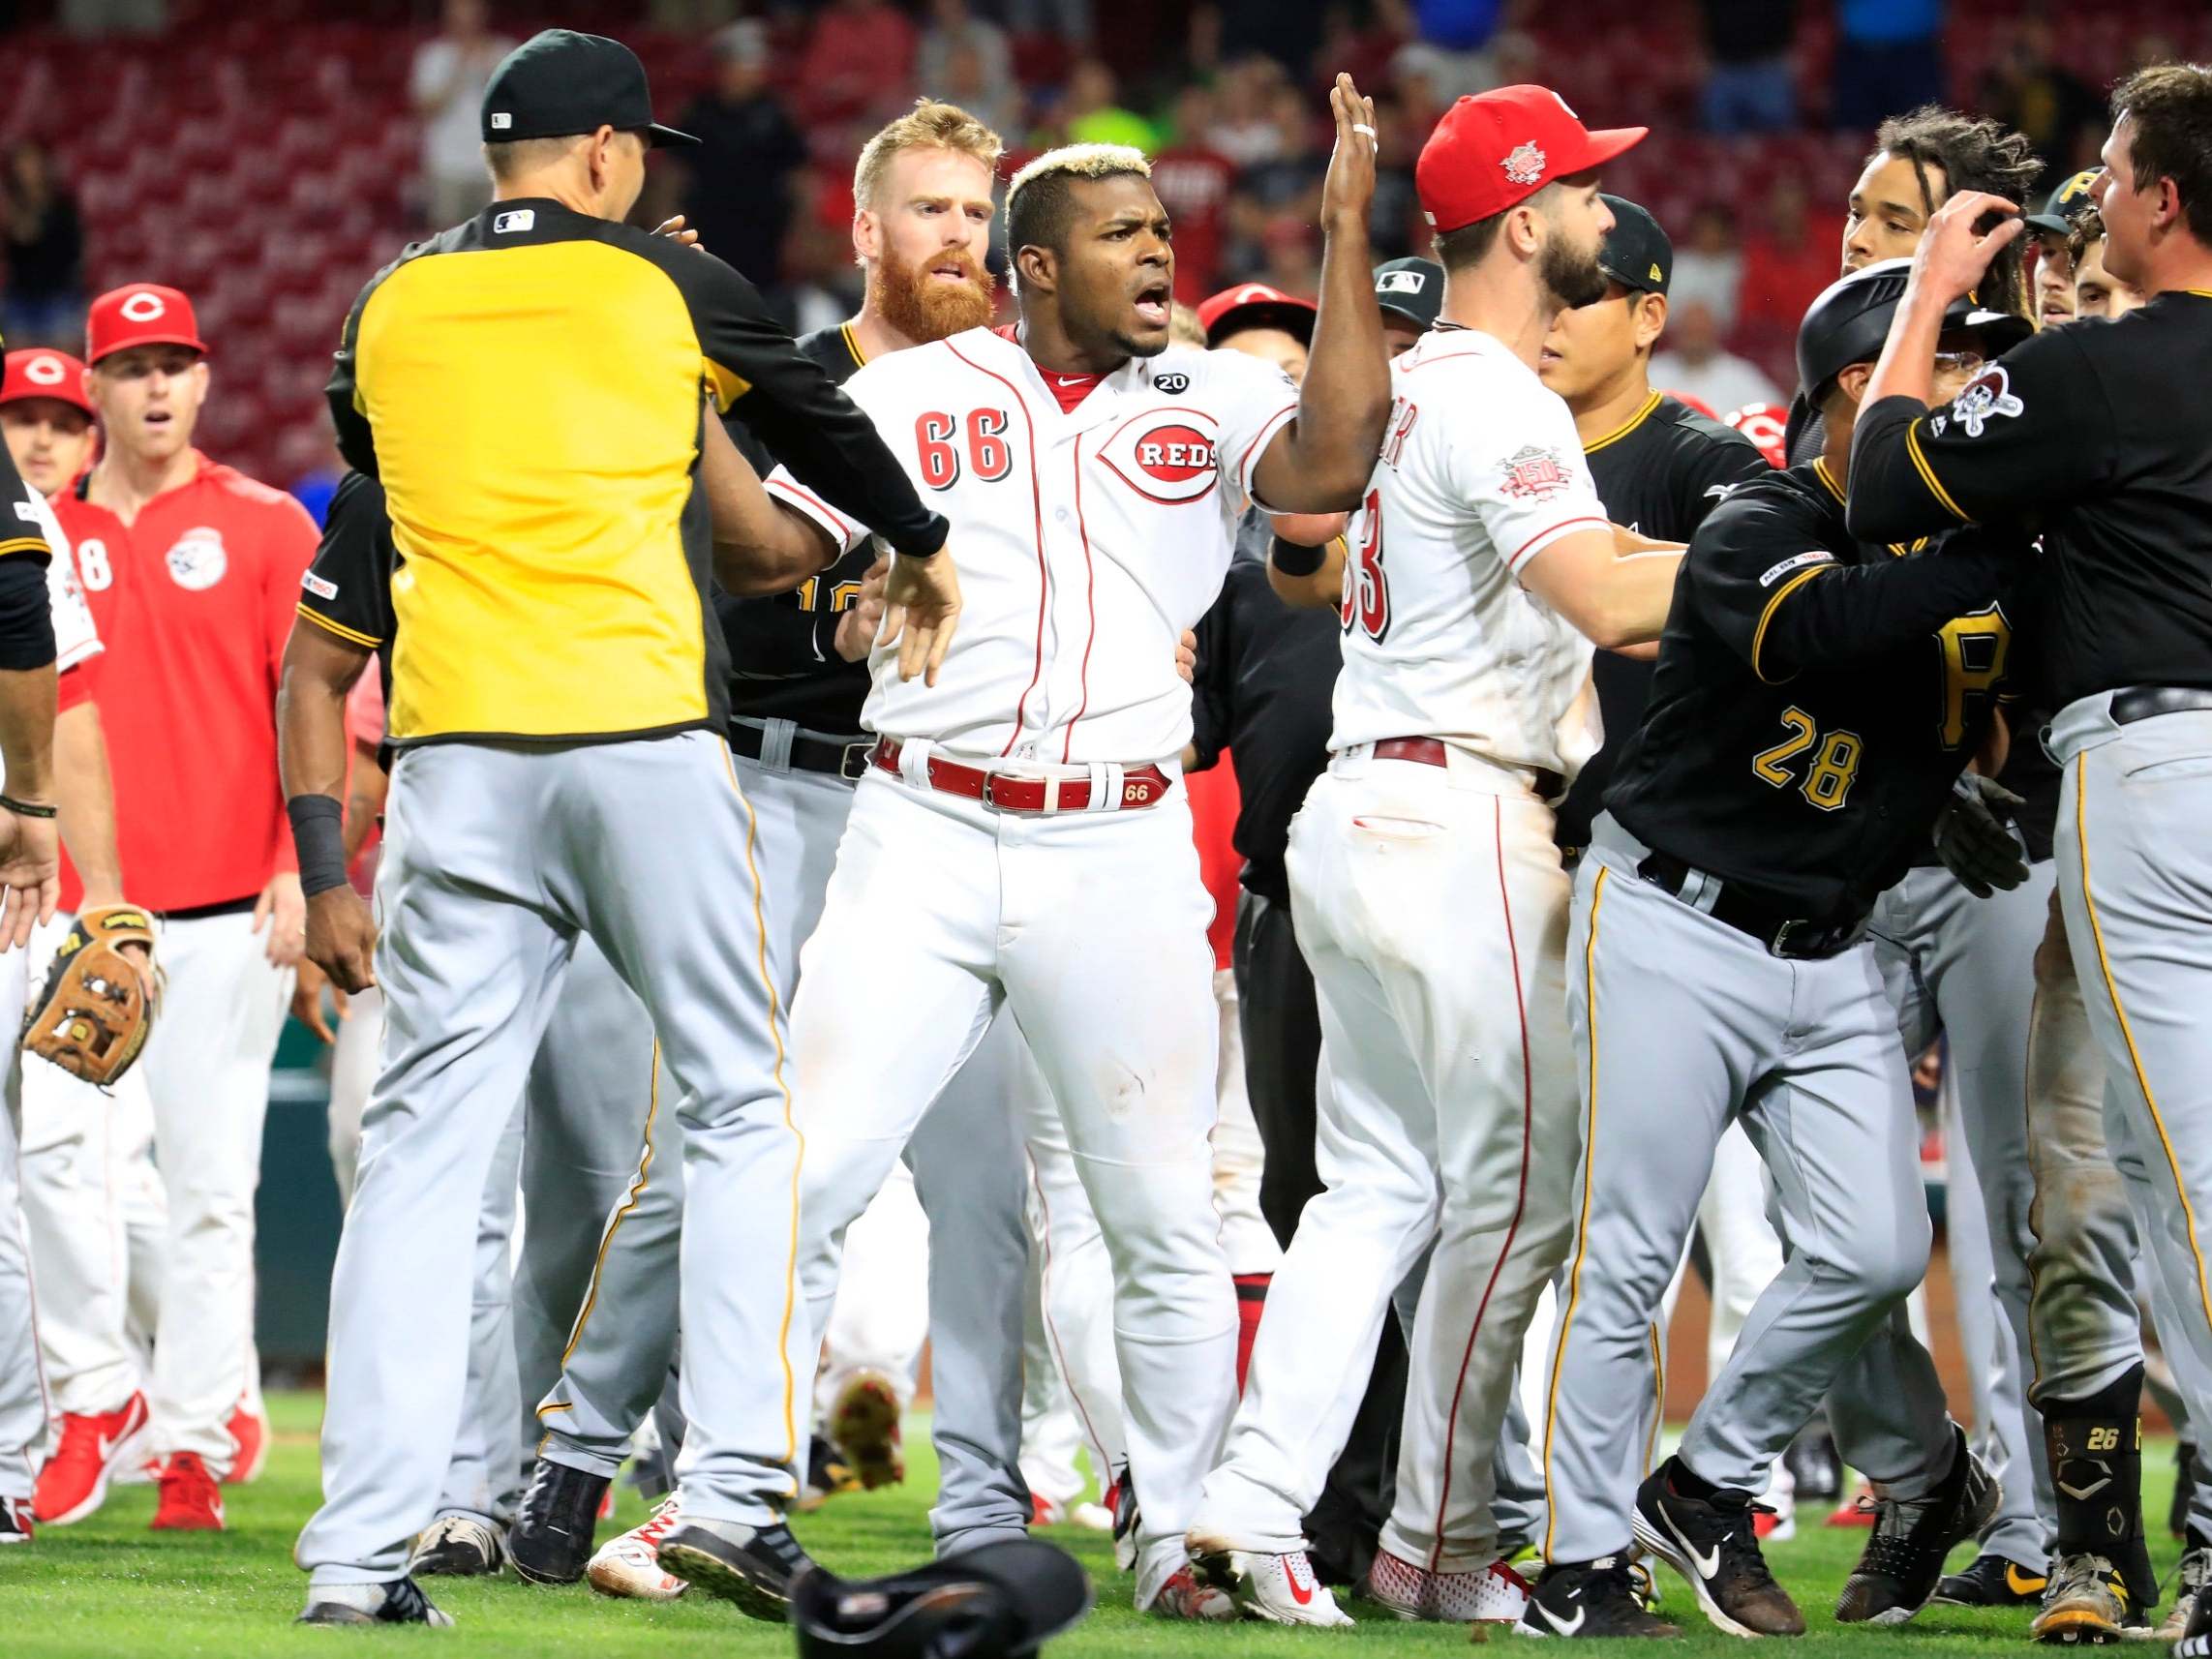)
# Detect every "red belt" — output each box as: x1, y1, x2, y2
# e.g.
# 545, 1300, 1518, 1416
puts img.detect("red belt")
1369, 737, 1565, 801
871, 739, 1173, 815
